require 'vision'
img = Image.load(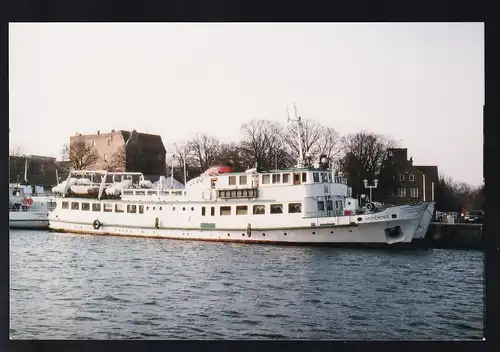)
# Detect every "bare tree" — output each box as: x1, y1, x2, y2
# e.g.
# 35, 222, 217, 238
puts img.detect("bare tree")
239, 120, 294, 170
61, 140, 99, 170
215, 142, 247, 171
107, 145, 127, 172
185, 134, 222, 173
284, 119, 342, 166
